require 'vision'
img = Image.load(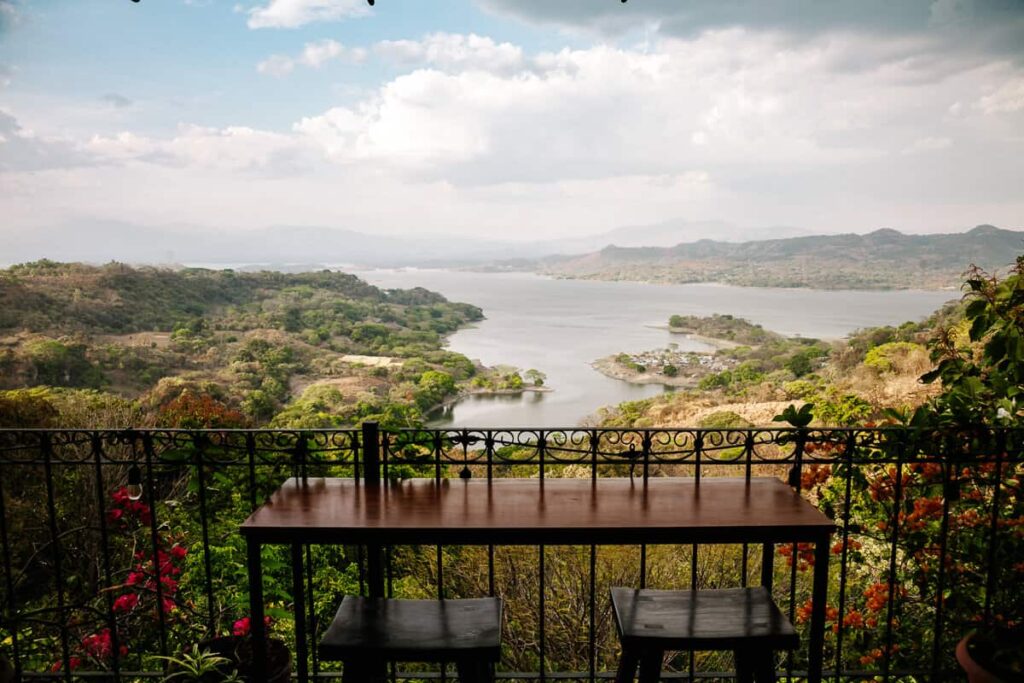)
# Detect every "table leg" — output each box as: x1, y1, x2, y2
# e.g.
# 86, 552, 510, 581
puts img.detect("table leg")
367, 543, 384, 598
365, 543, 387, 683
247, 538, 267, 683
760, 543, 774, 590
291, 543, 308, 683
808, 539, 830, 683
